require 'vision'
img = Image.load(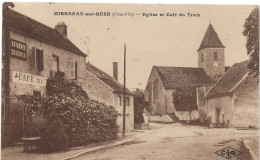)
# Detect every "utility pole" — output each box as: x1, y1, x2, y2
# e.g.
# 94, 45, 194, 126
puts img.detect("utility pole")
122, 43, 126, 138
